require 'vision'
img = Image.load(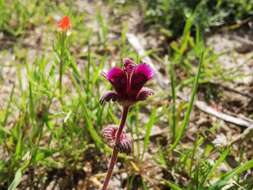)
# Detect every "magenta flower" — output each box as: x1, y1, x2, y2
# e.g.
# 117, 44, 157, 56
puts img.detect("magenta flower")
100, 58, 154, 190
100, 58, 154, 106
